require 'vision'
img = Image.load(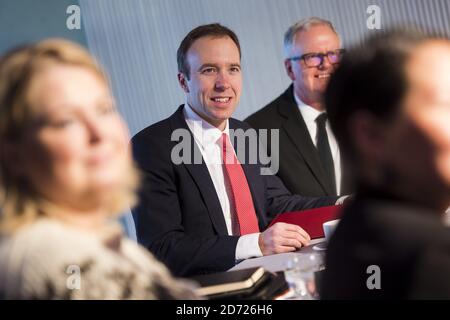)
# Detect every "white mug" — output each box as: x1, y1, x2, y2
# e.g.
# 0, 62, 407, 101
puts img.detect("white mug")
323, 219, 340, 241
